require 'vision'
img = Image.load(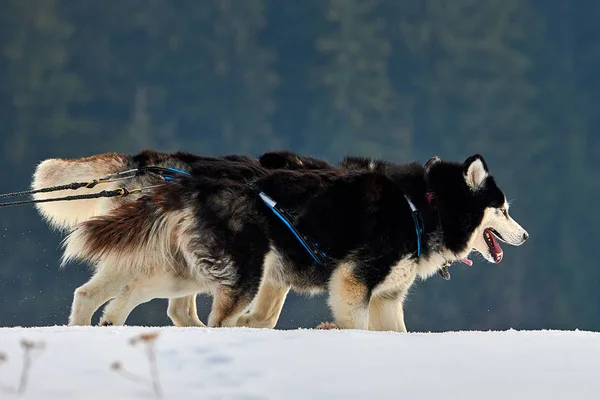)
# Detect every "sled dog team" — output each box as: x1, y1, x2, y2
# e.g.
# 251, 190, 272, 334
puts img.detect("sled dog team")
31, 149, 528, 332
